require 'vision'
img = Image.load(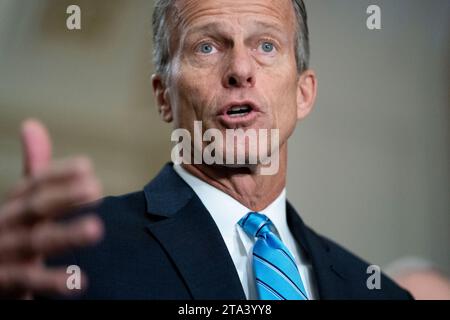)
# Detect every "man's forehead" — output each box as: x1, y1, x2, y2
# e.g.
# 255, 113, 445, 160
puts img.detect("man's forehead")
171, 0, 295, 27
